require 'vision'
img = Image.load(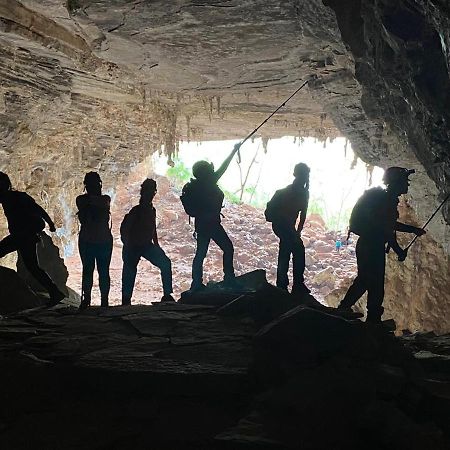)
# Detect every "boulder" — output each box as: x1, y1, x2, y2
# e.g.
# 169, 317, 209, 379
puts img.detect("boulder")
16, 233, 69, 297
217, 284, 297, 324
254, 307, 379, 383
311, 266, 337, 288
0, 266, 46, 313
